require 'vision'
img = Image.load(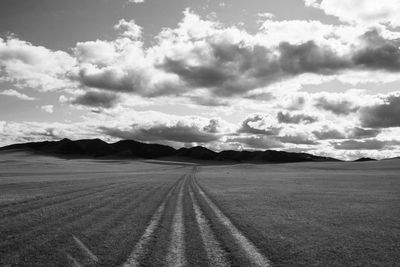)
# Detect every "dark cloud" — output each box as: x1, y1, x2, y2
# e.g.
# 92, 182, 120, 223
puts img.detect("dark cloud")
158, 43, 277, 96
238, 114, 280, 135
189, 95, 229, 106
332, 139, 400, 150
158, 41, 351, 97
74, 65, 183, 98
203, 119, 220, 133
77, 68, 145, 93
313, 128, 346, 140
160, 57, 231, 90
71, 91, 119, 108
352, 30, 400, 71
100, 121, 220, 143
314, 97, 359, 115
313, 127, 380, 140
360, 94, 400, 128
156, 30, 400, 98
348, 127, 380, 138
278, 41, 350, 75
277, 111, 317, 124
